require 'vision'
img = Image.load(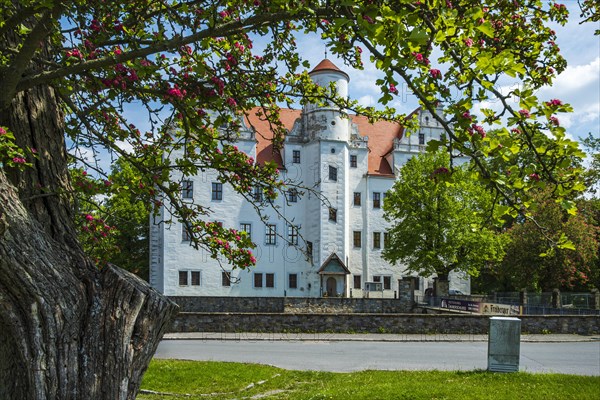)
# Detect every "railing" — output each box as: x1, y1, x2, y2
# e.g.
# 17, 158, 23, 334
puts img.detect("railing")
418, 291, 600, 316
